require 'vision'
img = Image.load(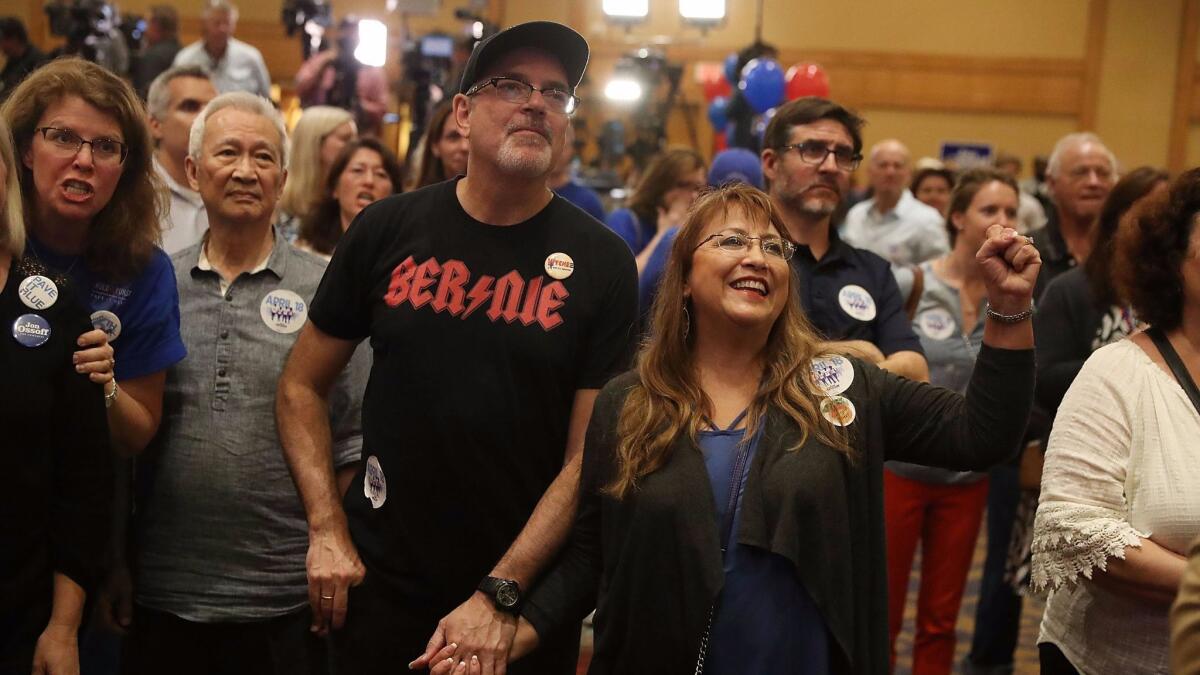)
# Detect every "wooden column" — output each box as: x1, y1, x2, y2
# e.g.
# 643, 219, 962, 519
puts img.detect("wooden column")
1078, 0, 1109, 131
1168, 0, 1200, 173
